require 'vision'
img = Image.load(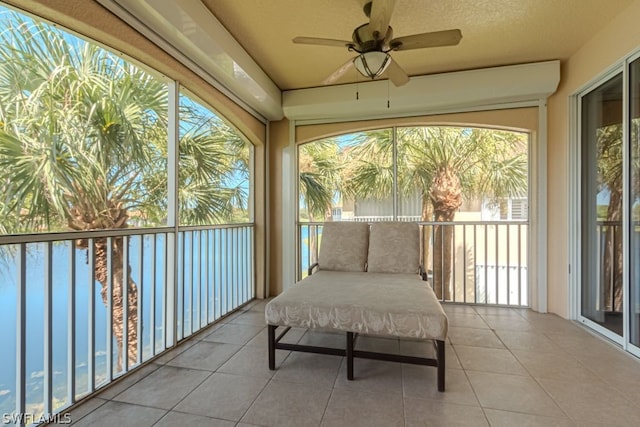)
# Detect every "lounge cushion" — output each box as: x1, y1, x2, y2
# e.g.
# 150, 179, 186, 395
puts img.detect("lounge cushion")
265, 271, 448, 341
318, 221, 369, 272
367, 222, 421, 274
